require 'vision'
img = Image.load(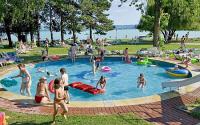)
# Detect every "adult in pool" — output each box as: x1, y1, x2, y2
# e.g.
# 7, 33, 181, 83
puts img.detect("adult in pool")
11, 64, 32, 96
